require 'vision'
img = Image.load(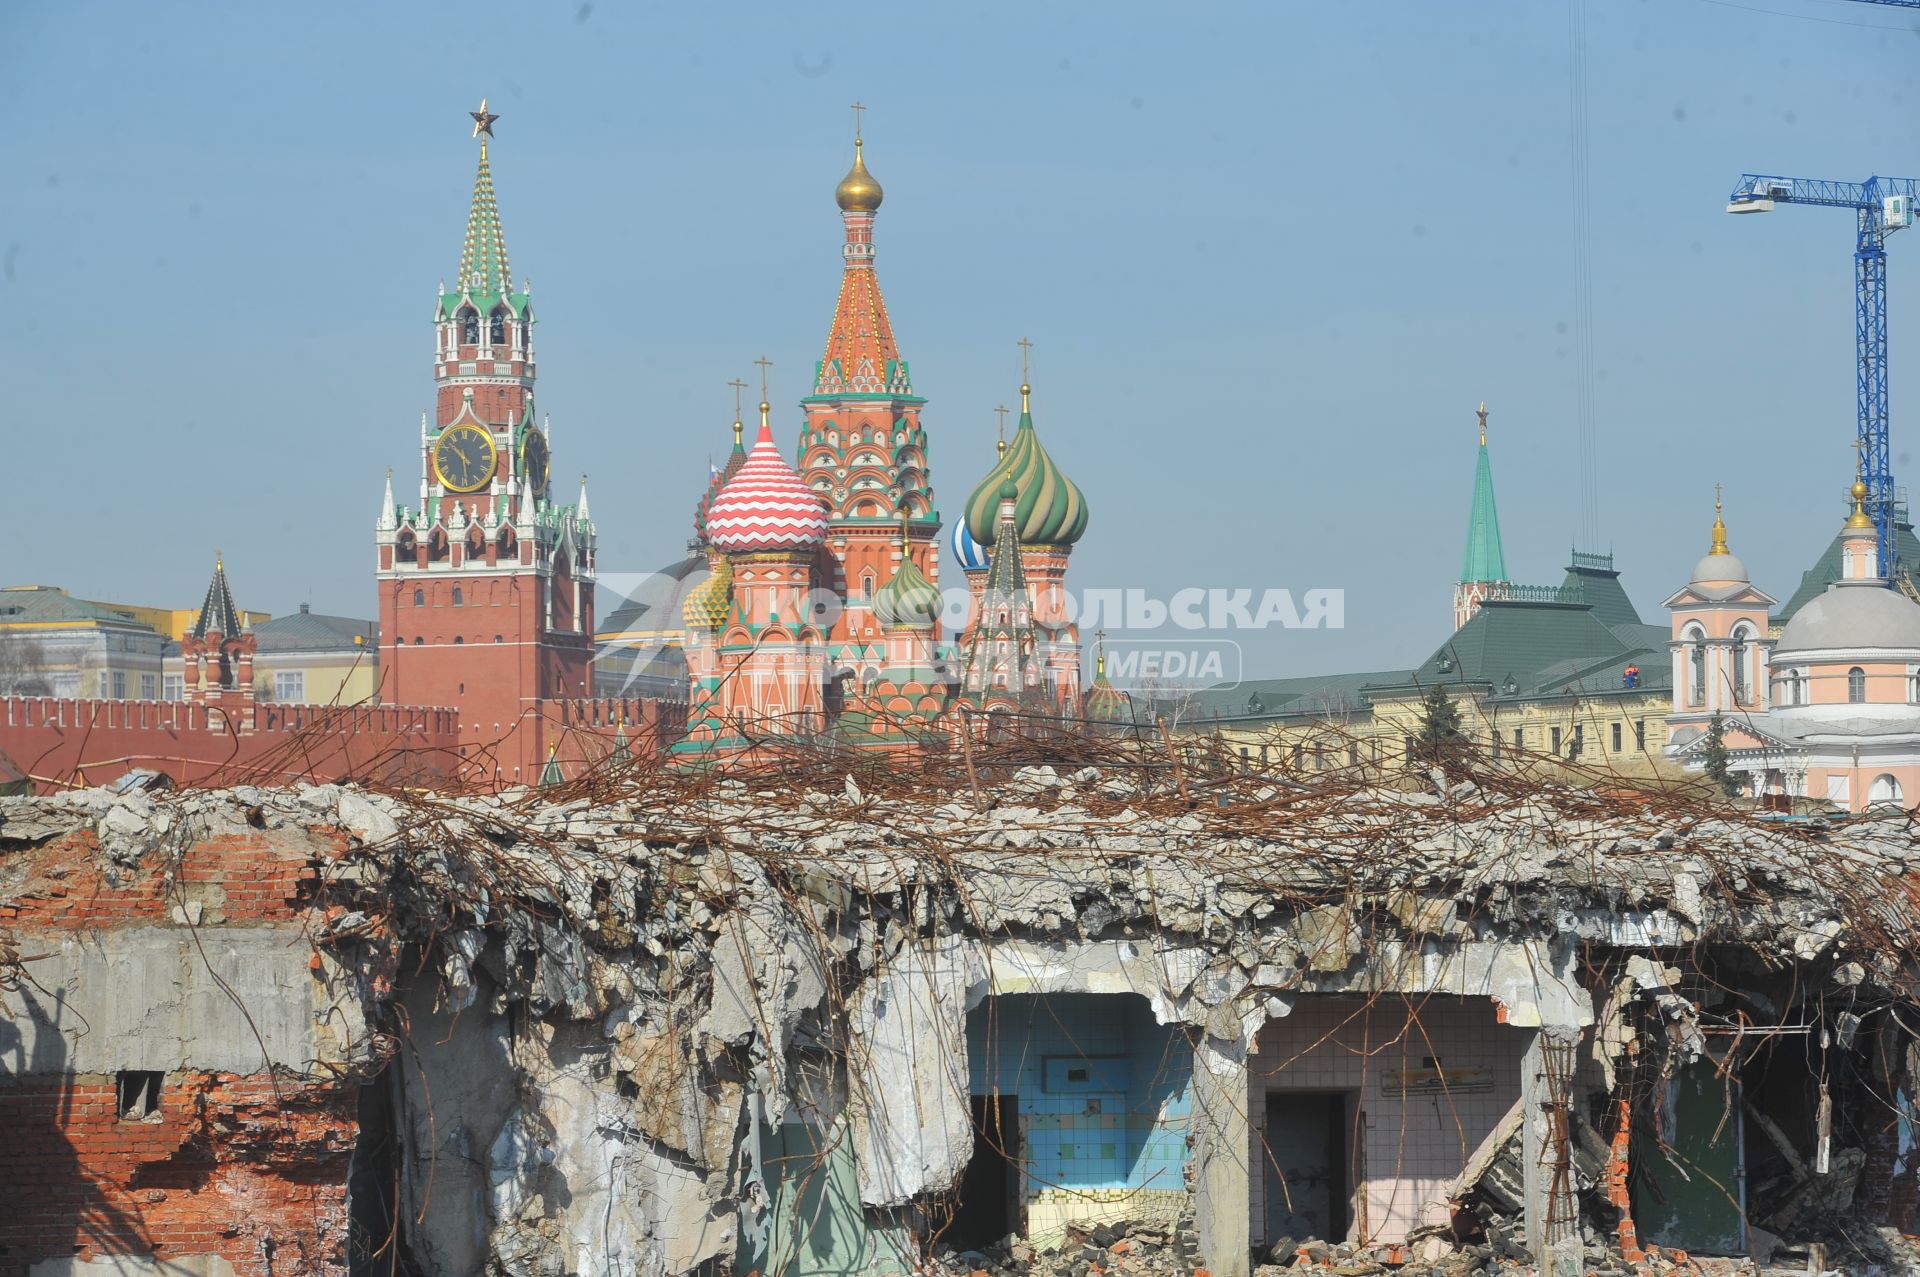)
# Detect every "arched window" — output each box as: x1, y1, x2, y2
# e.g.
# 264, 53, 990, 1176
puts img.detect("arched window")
489, 308, 507, 345
1686, 628, 1706, 708
452, 587, 464, 606
454, 635, 464, 645
1871, 773, 1904, 805
1730, 627, 1749, 703
1849, 666, 1867, 703
413, 588, 425, 607
460, 308, 479, 345
413, 636, 424, 646
860, 570, 875, 601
